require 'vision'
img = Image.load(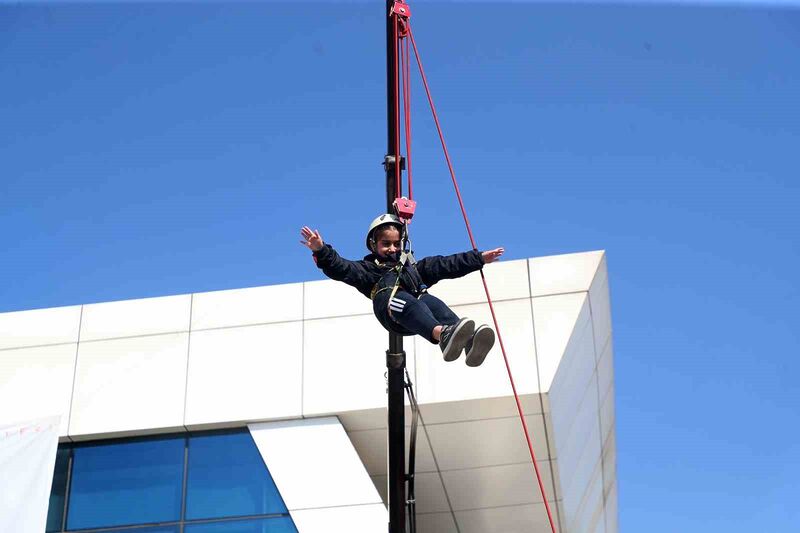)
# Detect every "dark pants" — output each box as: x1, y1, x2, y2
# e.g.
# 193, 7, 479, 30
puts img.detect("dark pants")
373, 291, 460, 344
